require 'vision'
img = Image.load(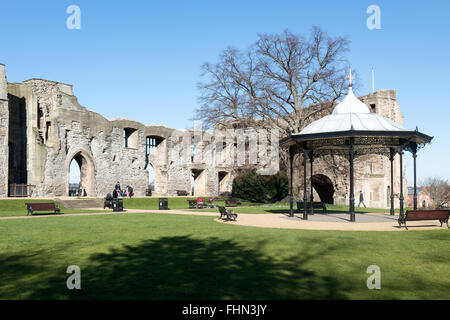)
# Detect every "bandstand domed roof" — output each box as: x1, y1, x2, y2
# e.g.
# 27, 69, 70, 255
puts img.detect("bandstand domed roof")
299, 86, 403, 135
280, 67, 433, 152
